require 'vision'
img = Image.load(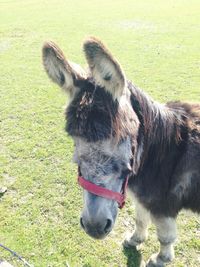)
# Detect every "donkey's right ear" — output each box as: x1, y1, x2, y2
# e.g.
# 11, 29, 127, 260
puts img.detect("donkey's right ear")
42, 41, 87, 95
